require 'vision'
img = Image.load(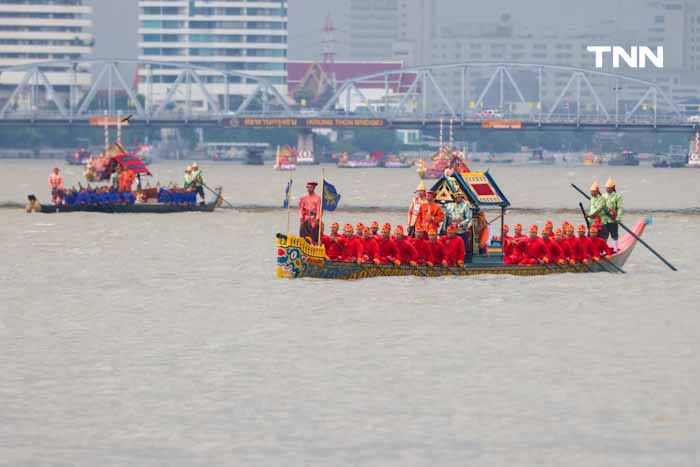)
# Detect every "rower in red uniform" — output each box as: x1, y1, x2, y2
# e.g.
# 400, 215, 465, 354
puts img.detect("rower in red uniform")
361, 227, 381, 264
441, 225, 465, 266
340, 223, 364, 263
504, 223, 528, 264
355, 223, 365, 240
370, 221, 380, 239
502, 224, 514, 257
411, 226, 430, 264
376, 223, 399, 264
541, 227, 563, 265
393, 225, 418, 266
554, 228, 573, 265
322, 222, 346, 260
426, 228, 446, 266
588, 224, 613, 262
564, 224, 582, 264
576, 224, 592, 264
518, 224, 546, 265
